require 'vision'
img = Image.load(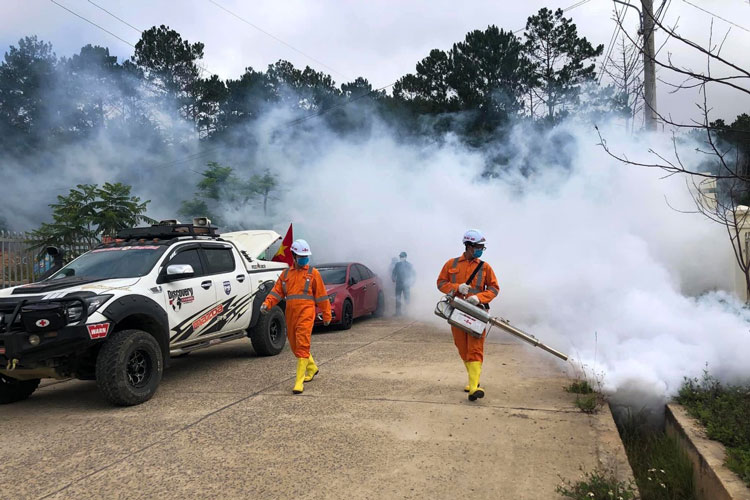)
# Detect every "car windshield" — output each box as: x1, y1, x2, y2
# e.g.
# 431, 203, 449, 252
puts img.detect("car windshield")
49, 245, 168, 280
318, 266, 347, 285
